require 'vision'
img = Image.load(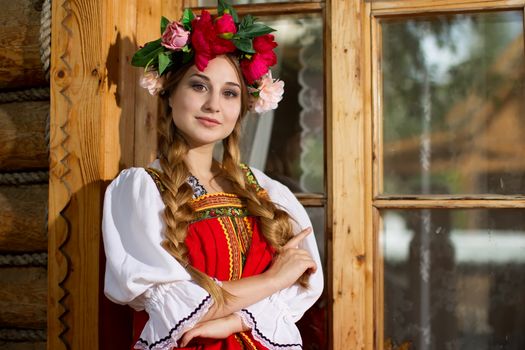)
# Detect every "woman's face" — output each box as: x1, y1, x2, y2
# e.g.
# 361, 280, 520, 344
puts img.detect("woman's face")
169, 55, 242, 148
